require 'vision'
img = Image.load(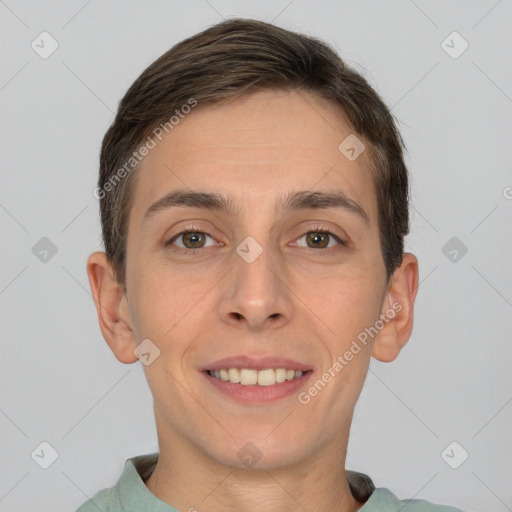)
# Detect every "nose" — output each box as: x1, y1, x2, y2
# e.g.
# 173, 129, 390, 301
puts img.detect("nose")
217, 240, 293, 331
